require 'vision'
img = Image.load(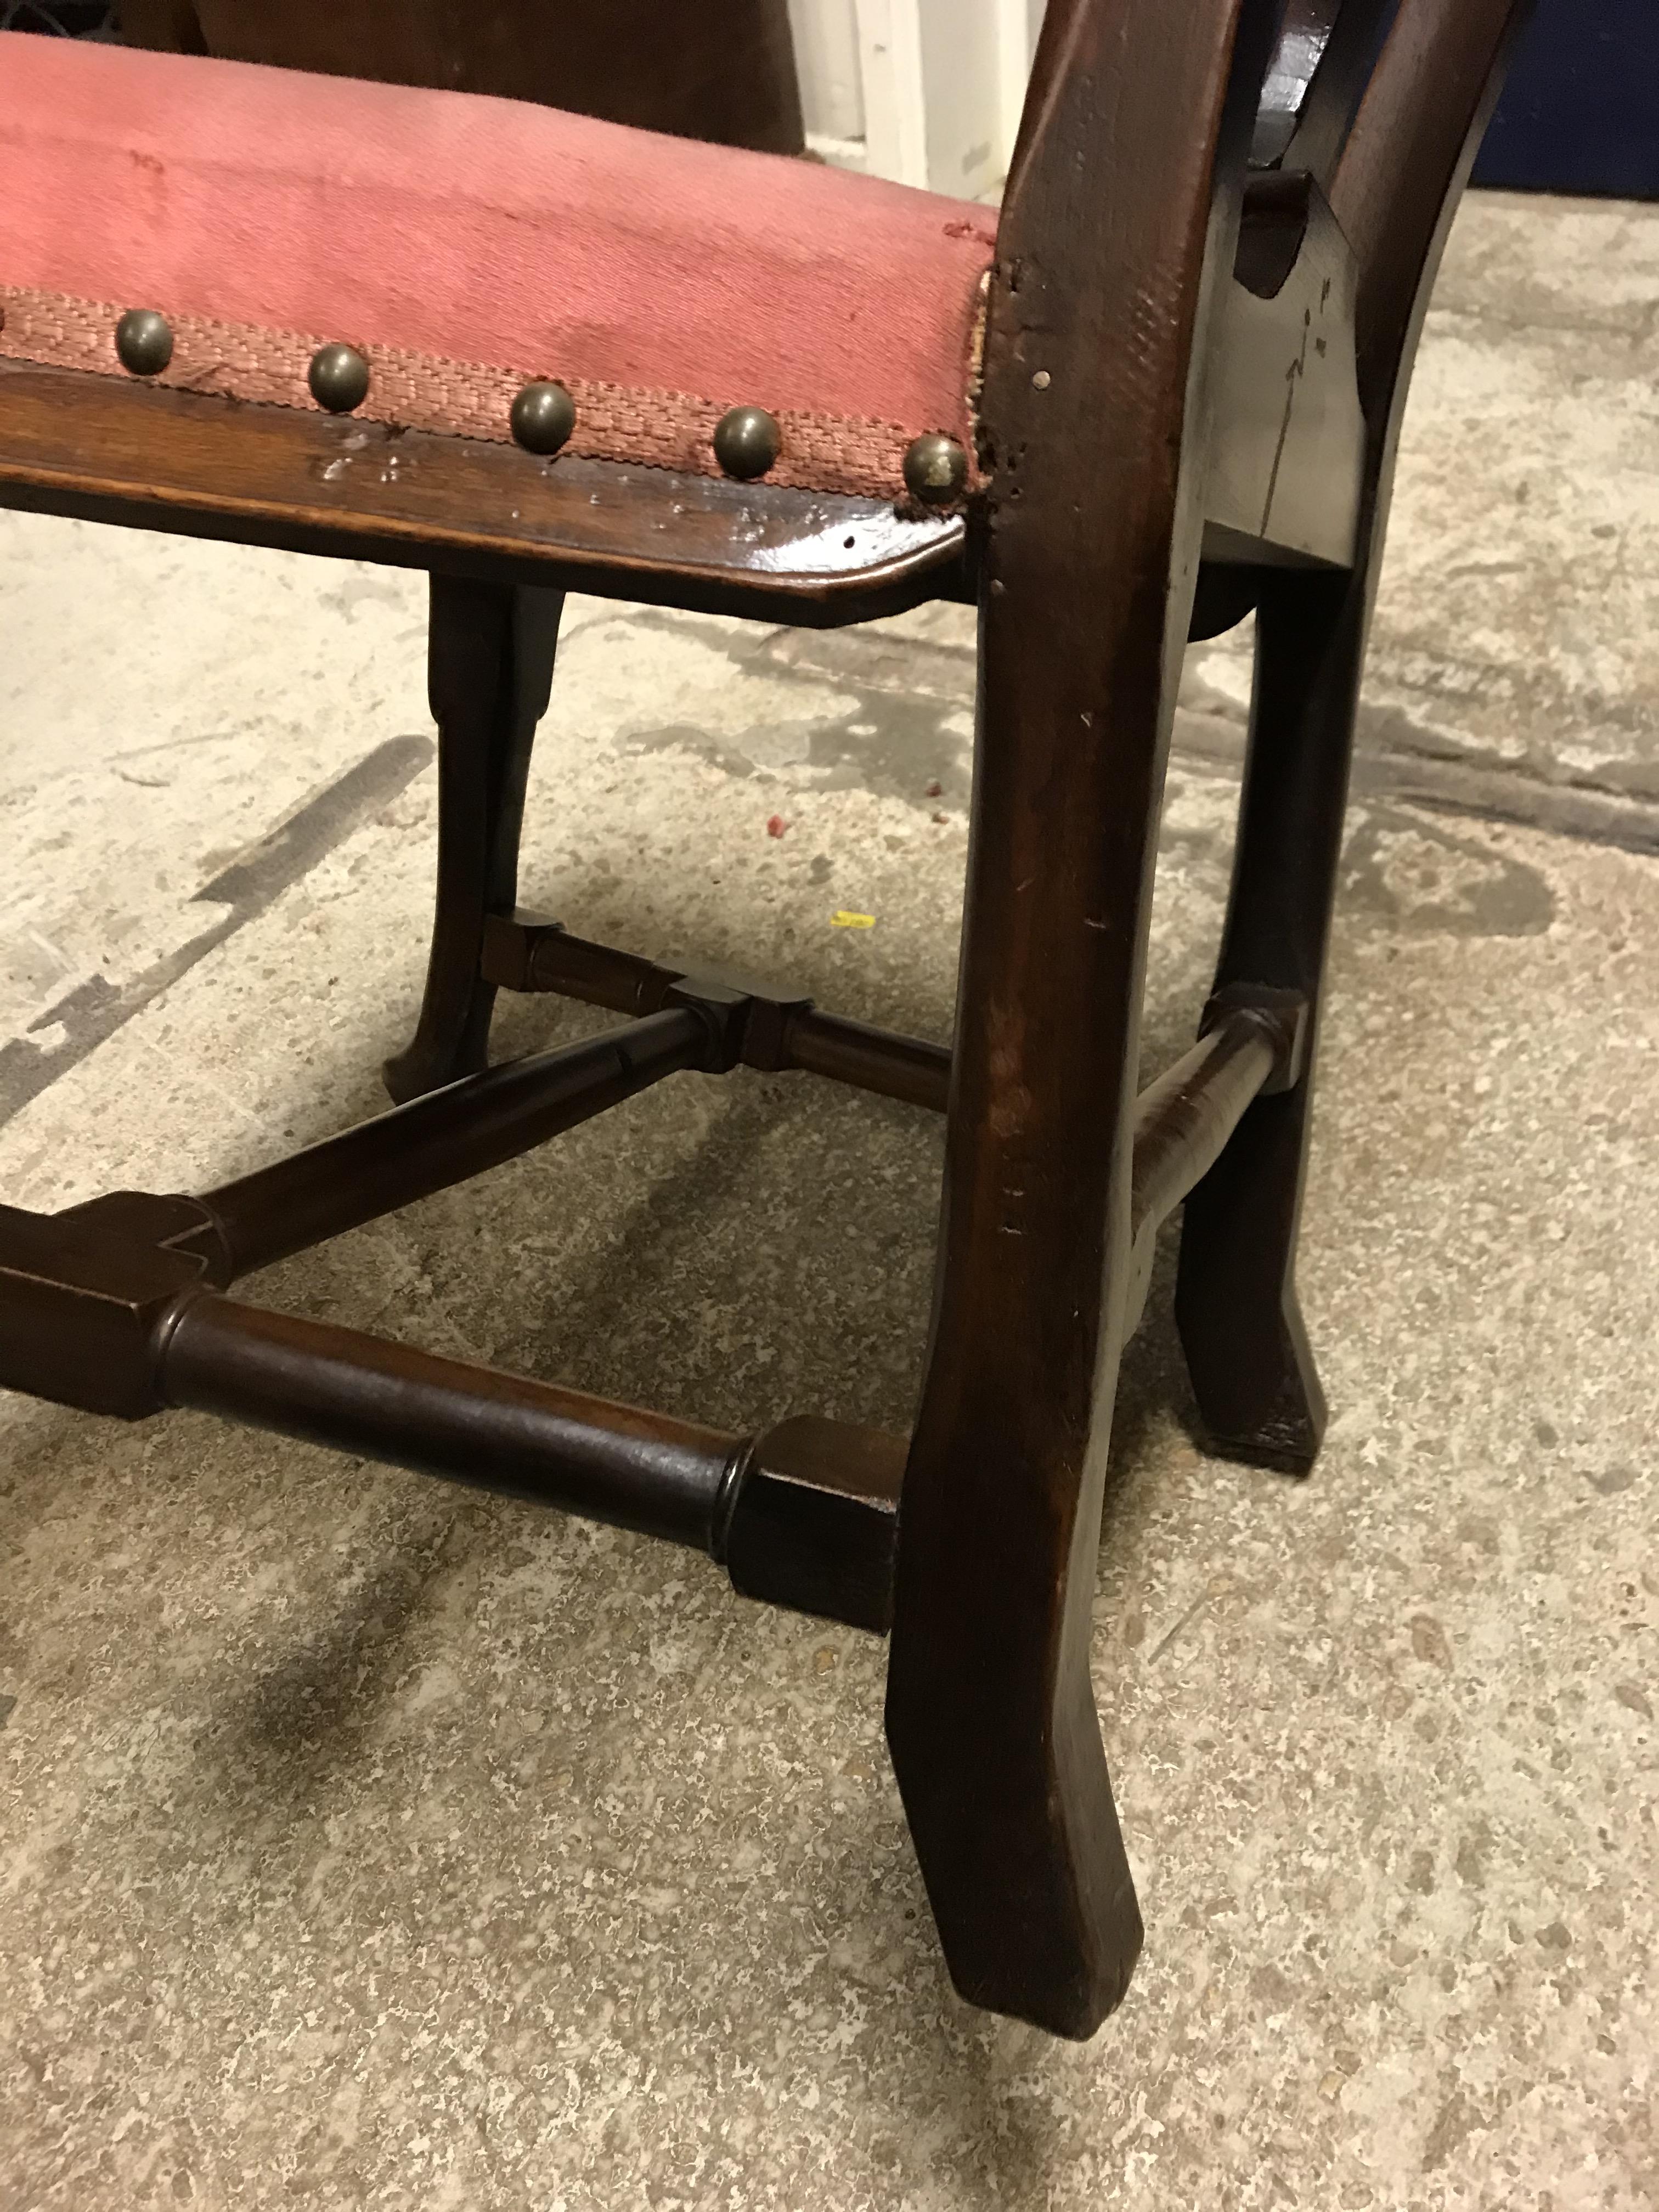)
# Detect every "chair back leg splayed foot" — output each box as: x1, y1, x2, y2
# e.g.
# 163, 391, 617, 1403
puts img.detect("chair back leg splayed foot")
0, 0, 1531, 2037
